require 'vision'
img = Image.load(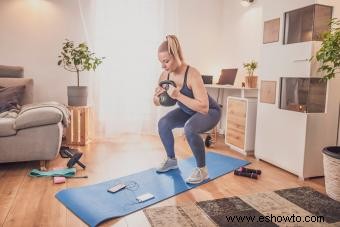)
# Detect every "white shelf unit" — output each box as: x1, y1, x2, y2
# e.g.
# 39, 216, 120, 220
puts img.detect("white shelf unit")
225, 96, 257, 156
255, 1, 340, 179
